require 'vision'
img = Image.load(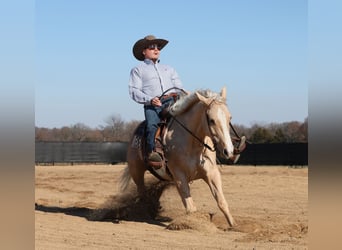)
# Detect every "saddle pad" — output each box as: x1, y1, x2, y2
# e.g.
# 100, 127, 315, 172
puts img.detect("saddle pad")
131, 121, 146, 149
